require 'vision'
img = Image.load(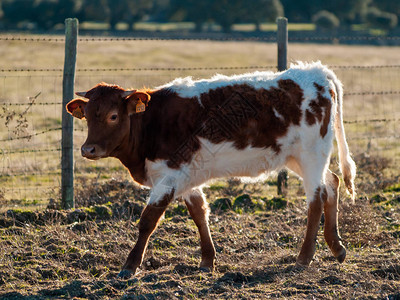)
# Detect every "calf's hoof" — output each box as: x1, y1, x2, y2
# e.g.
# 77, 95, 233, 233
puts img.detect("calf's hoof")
118, 269, 135, 279
199, 266, 213, 273
294, 262, 308, 271
335, 247, 346, 263
295, 255, 312, 269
